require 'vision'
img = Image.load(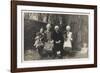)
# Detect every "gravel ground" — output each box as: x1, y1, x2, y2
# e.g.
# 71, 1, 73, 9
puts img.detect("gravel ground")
24, 49, 88, 61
